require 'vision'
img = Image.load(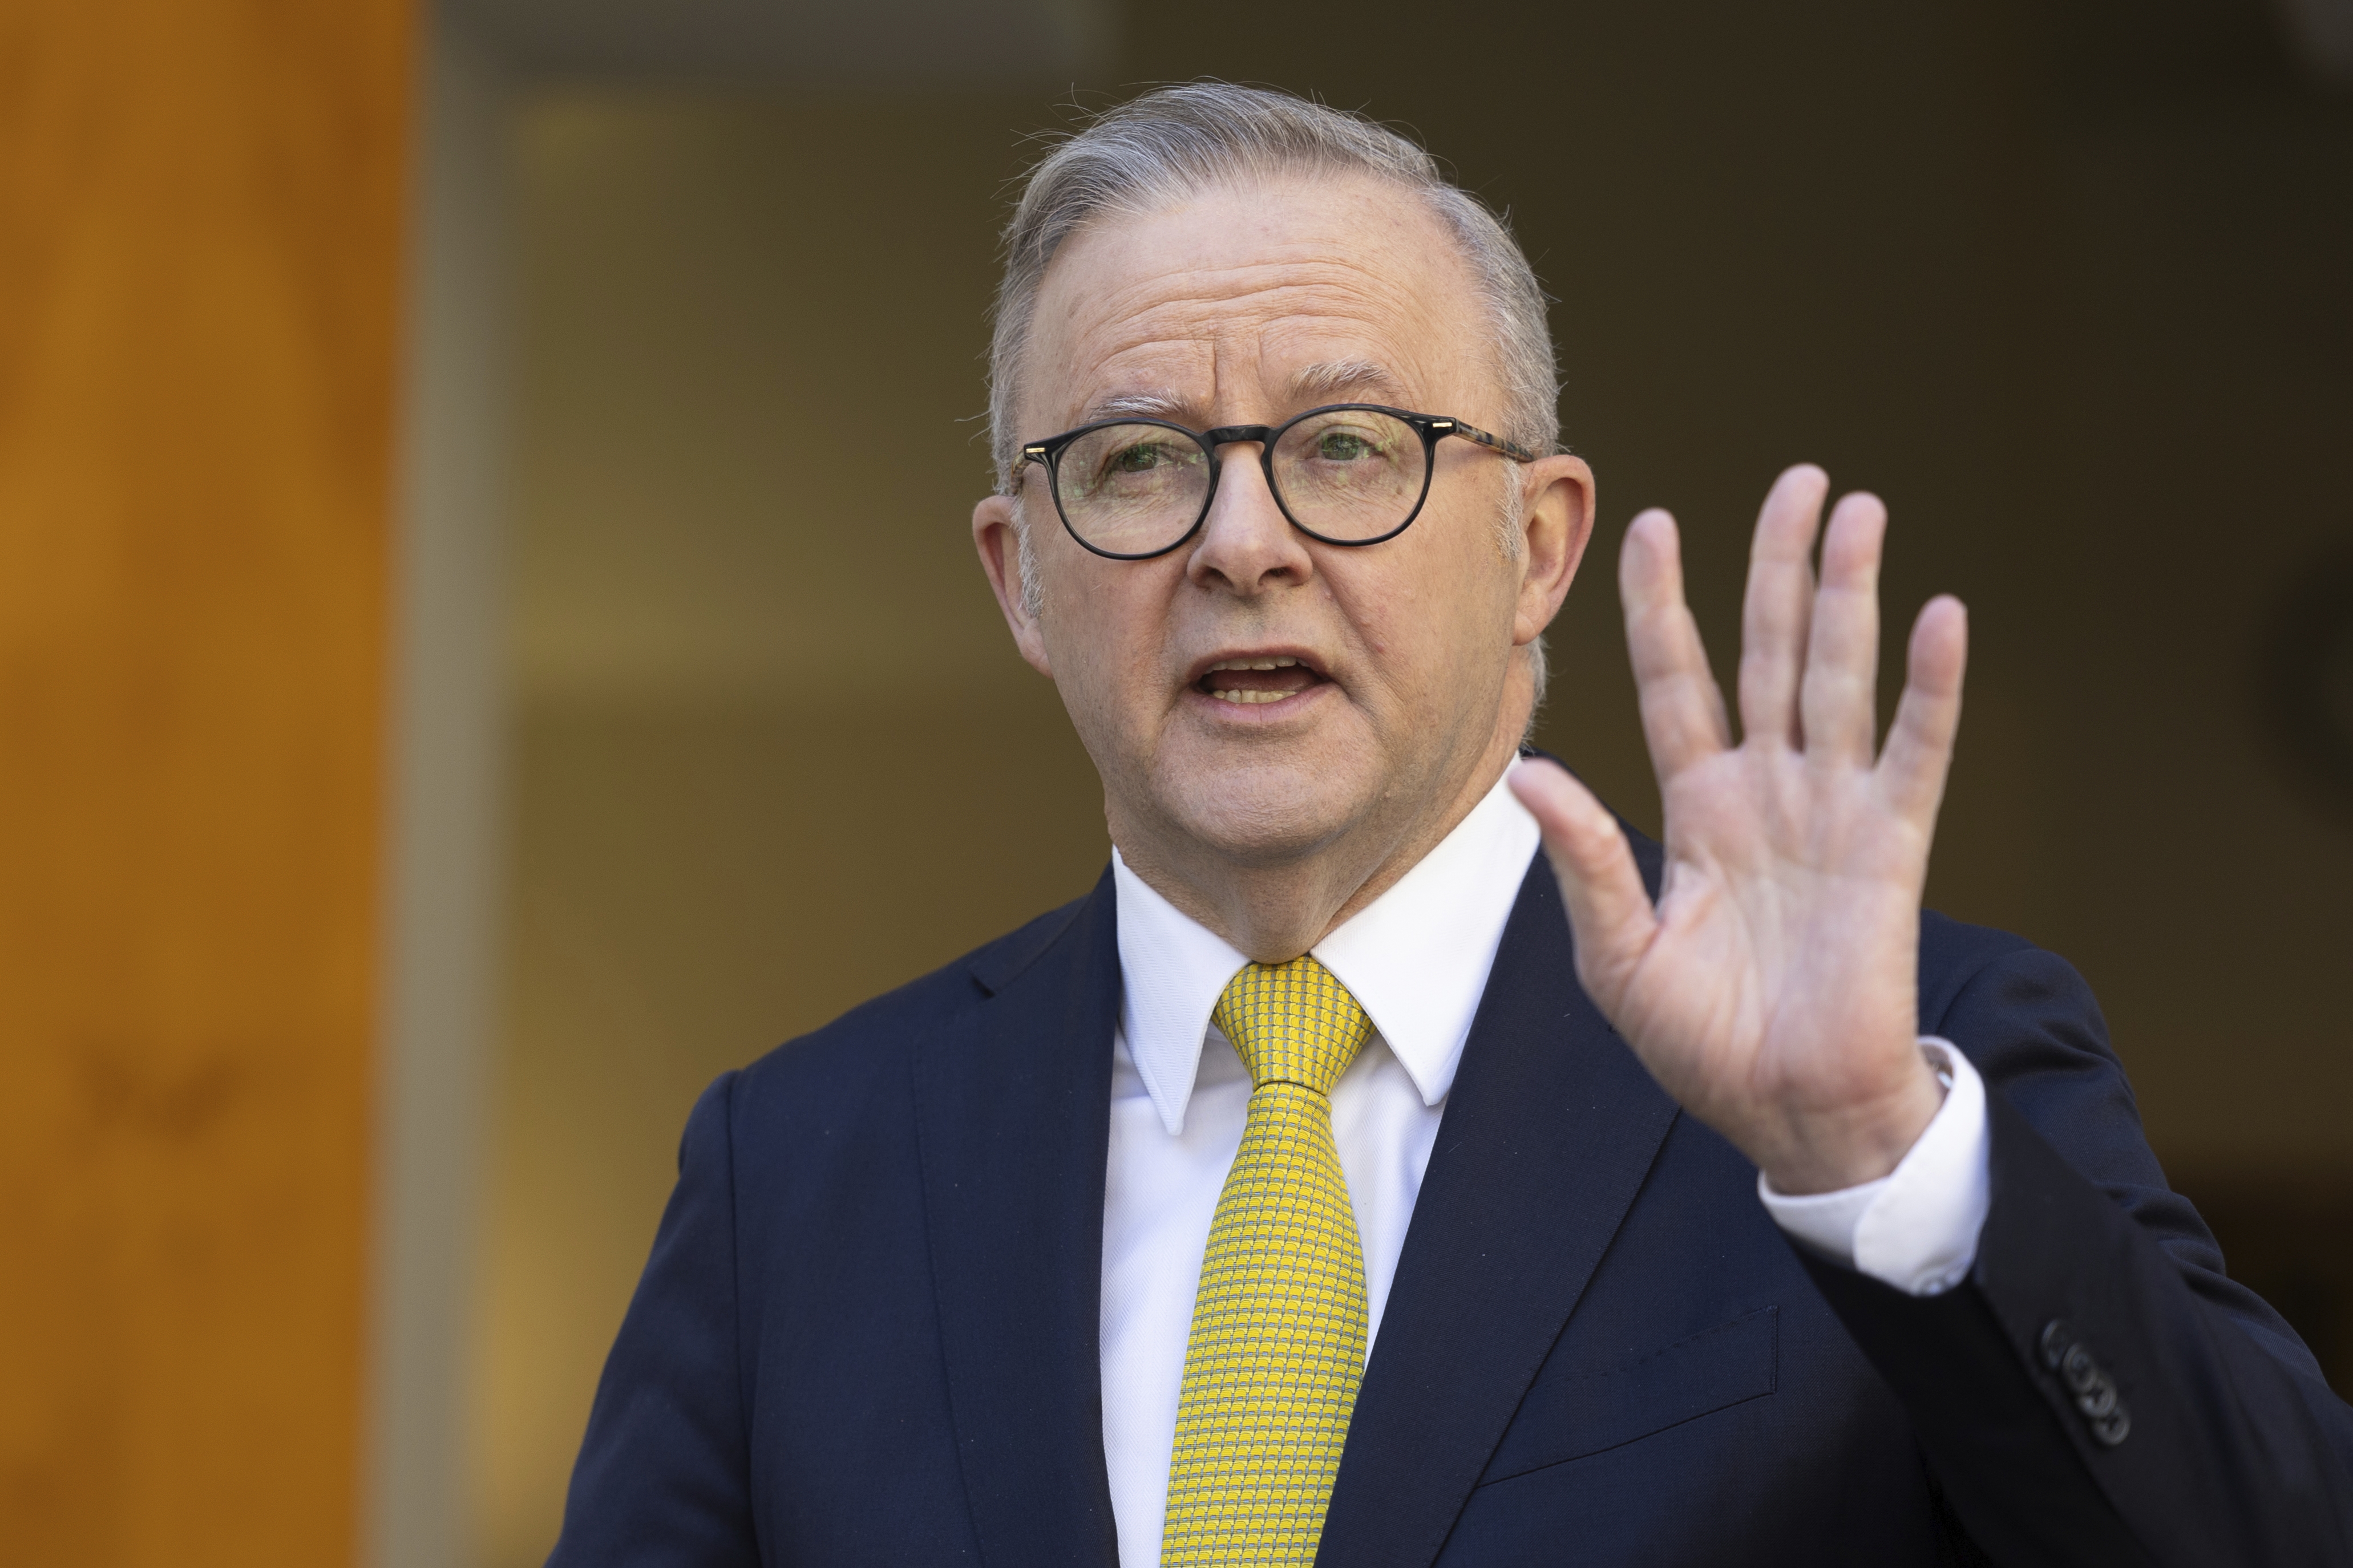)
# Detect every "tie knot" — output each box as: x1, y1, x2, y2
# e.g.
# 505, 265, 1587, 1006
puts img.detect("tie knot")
1211, 955, 1372, 1095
